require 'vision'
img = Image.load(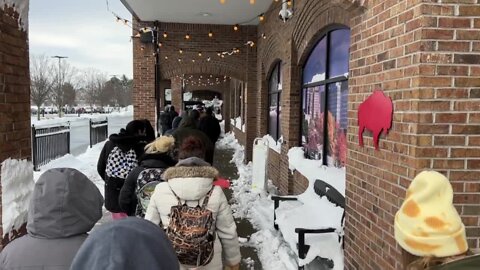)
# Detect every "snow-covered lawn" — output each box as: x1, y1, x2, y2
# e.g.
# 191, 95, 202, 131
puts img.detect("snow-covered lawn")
217, 133, 345, 270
